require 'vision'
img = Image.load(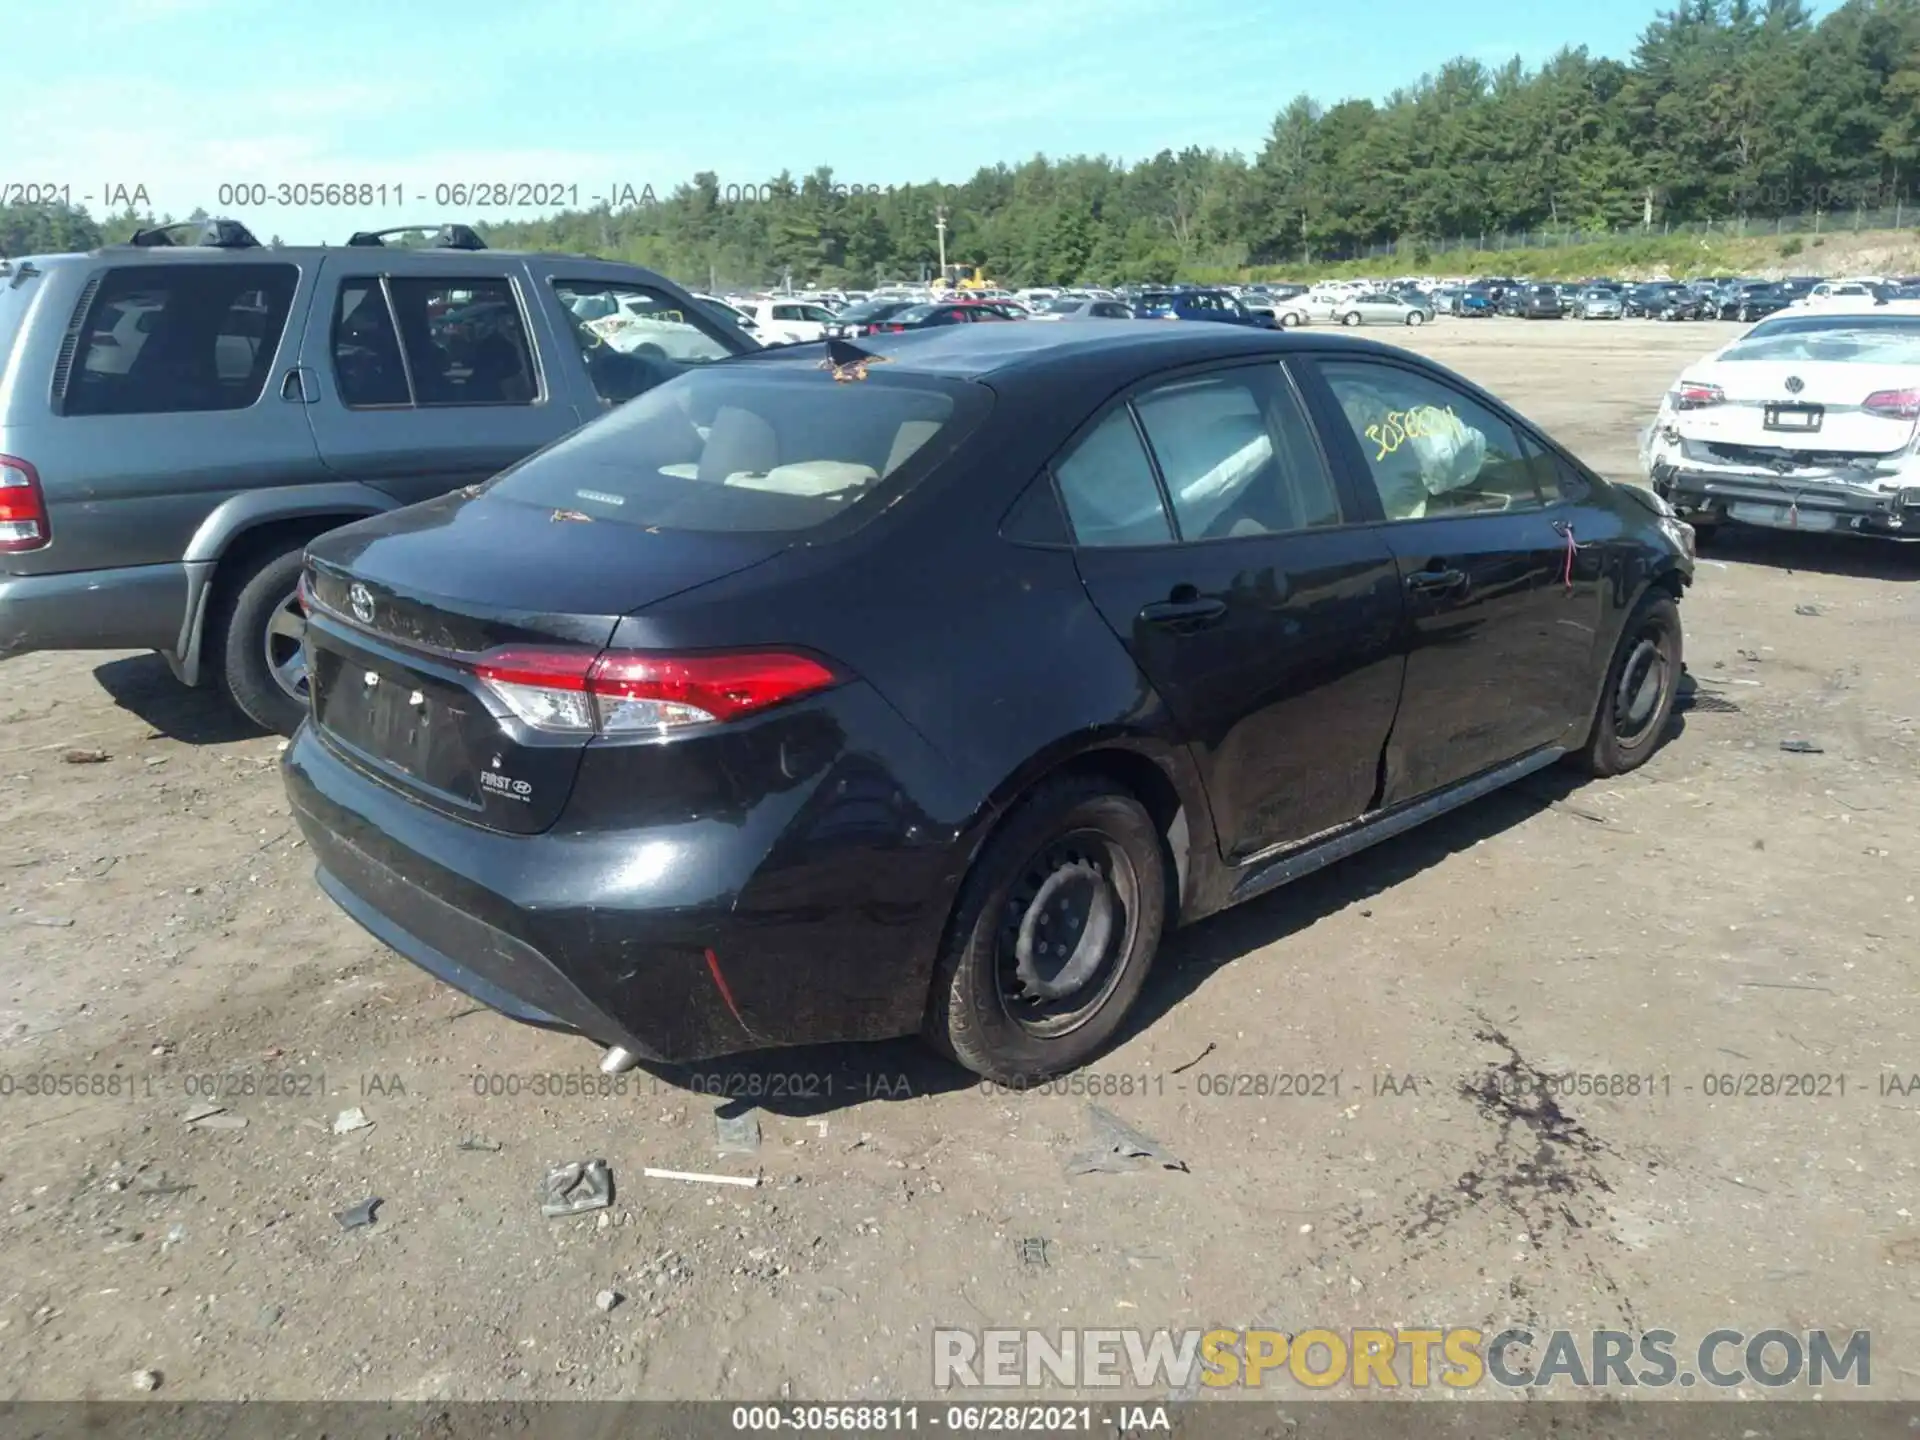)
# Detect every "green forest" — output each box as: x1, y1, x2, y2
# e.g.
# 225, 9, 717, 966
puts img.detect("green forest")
5, 0, 1919, 287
